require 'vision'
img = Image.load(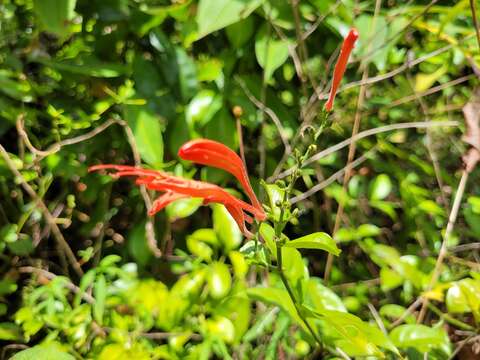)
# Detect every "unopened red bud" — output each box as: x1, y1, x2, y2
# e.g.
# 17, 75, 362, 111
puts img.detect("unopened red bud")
325, 28, 359, 112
